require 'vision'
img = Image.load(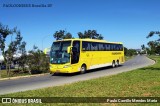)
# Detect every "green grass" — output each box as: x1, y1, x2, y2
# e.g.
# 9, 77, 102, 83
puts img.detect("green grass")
0, 70, 7, 78
1, 56, 160, 106
0, 69, 31, 78
125, 55, 134, 61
